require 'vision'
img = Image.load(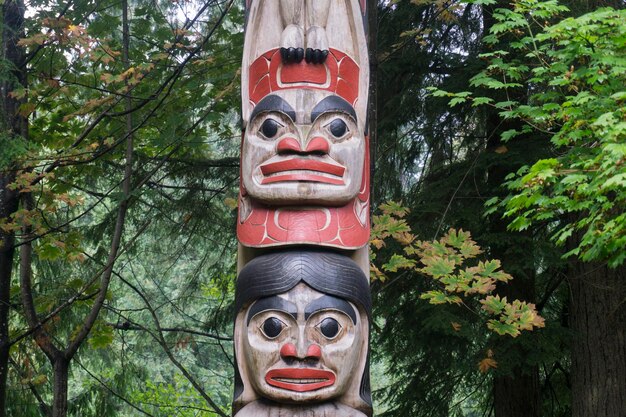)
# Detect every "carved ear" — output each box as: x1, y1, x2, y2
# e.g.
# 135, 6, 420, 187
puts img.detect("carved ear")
232, 308, 260, 414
